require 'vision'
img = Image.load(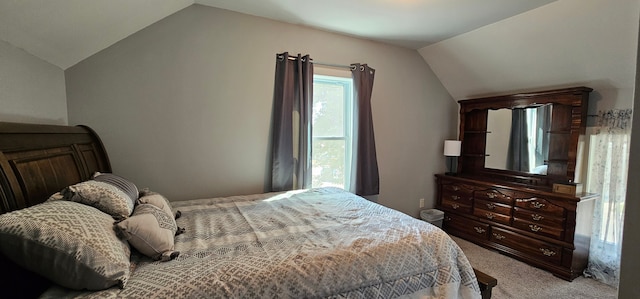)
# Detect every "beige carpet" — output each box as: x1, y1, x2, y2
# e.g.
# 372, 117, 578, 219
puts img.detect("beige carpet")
450, 236, 618, 299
